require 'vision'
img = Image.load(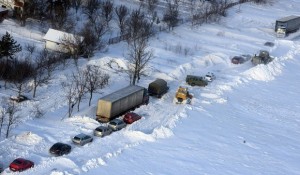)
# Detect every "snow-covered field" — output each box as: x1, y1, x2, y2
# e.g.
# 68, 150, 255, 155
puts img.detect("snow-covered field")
1, 0, 300, 174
